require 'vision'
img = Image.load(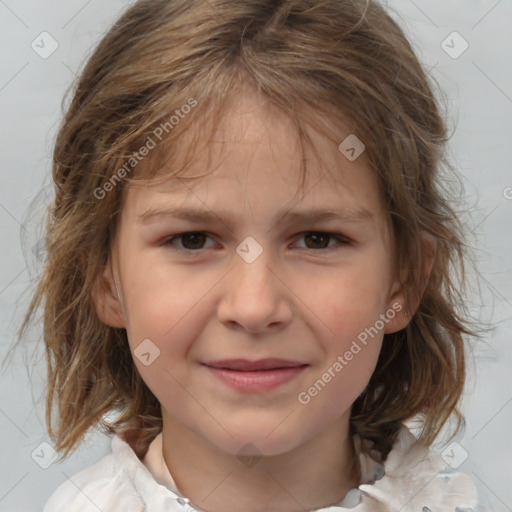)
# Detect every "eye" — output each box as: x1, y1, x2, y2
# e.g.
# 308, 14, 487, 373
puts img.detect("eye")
293, 232, 351, 251
162, 231, 351, 254
162, 232, 217, 252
